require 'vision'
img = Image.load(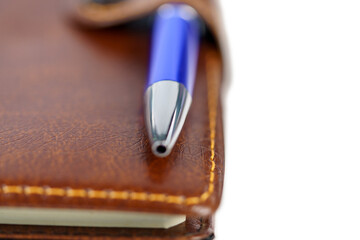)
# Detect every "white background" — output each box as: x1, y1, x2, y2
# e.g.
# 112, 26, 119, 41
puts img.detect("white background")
217, 0, 360, 239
